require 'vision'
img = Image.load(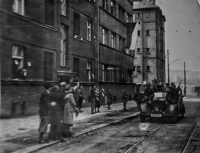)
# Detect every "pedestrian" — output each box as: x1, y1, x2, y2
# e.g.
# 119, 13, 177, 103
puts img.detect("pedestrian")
95, 87, 100, 113
90, 85, 96, 114
107, 88, 112, 110
38, 83, 52, 143
78, 86, 84, 112
122, 89, 128, 110
63, 89, 79, 138
48, 82, 66, 141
